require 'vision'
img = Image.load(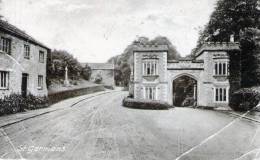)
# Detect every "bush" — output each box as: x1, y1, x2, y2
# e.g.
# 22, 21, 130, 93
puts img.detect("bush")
0, 94, 48, 116
94, 74, 103, 84
230, 88, 260, 111
122, 98, 172, 110
104, 85, 114, 90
